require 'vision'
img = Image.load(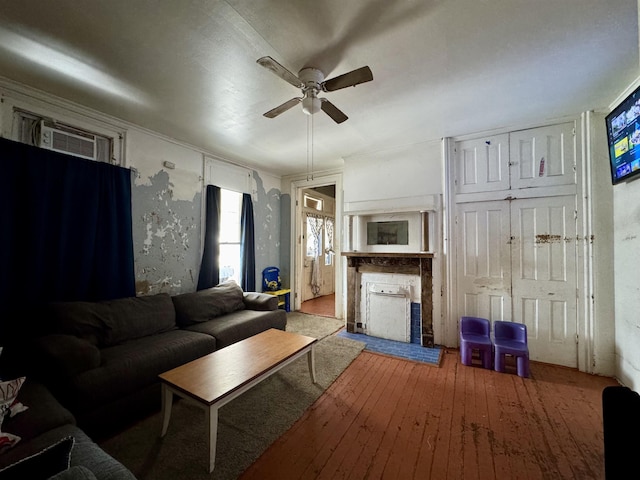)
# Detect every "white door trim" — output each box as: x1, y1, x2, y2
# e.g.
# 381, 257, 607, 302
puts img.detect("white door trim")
290, 173, 343, 318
